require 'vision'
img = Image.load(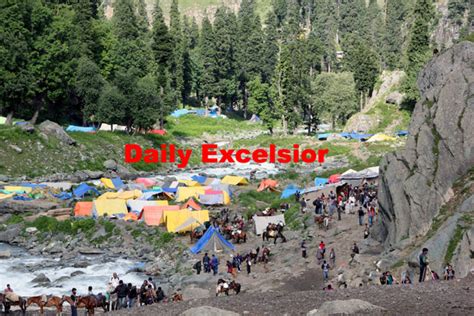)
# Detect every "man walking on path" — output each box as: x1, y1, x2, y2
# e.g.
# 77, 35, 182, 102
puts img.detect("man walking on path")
358, 207, 365, 226
321, 260, 330, 282
419, 248, 429, 282
203, 253, 211, 273
329, 248, 336, 267
301, 240, 307, 258
211, 254, 219, 275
